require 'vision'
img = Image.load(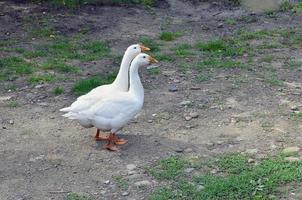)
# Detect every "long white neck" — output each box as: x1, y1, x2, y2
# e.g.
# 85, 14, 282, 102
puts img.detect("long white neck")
129, 59, 144, 101
112, 51, 132, 91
